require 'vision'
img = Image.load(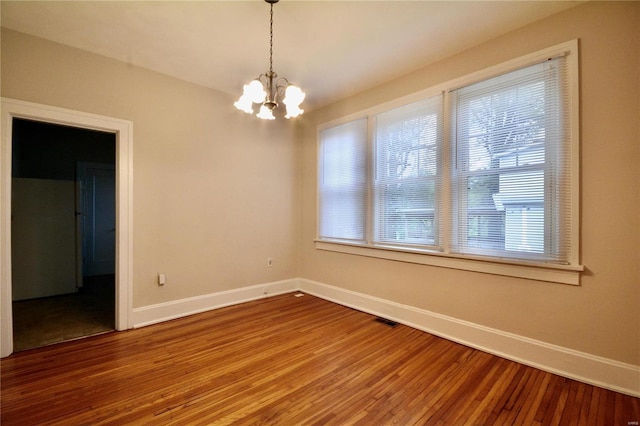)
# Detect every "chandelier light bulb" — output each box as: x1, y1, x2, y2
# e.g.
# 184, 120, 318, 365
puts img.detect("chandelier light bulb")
256, 104, 276, 120
234, 95, 254, 114
246, 80, 267, 103
234, 80, 267, 114
283, 85, 305, 118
